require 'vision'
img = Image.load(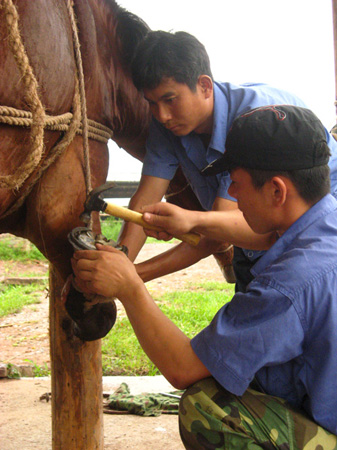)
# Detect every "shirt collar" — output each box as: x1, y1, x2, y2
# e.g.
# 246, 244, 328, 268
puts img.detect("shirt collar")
208, 82, 229, 155
251, 194, 337, 277
178, 81, 228, 152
